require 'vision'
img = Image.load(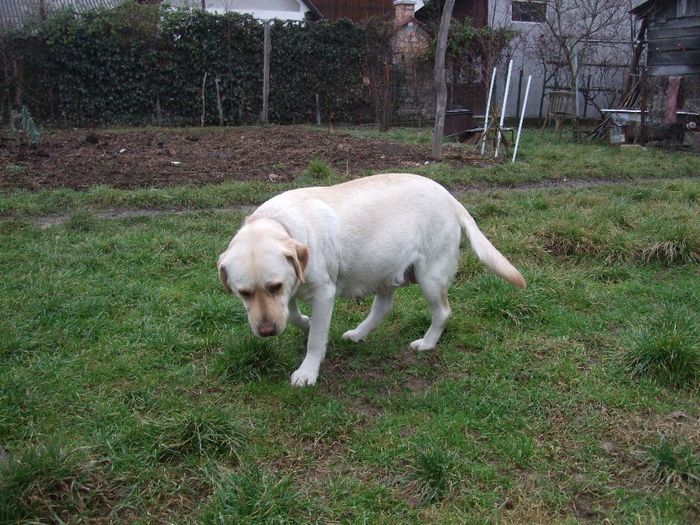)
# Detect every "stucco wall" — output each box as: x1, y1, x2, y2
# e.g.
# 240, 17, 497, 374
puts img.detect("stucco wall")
486, 0, 635, 120
171, 0, 311, 21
